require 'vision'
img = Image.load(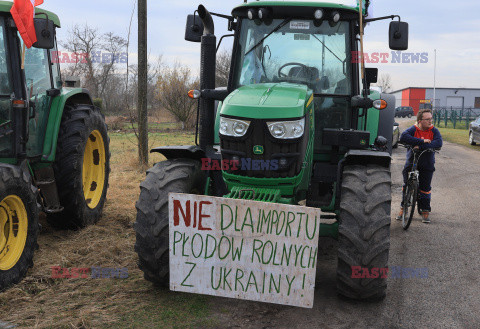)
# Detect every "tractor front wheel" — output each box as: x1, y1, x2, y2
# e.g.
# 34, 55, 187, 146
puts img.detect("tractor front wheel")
0, 164, 38, 291
47, 104, 110, 229
134, 159, 206, 286
337, 164, 391, 300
